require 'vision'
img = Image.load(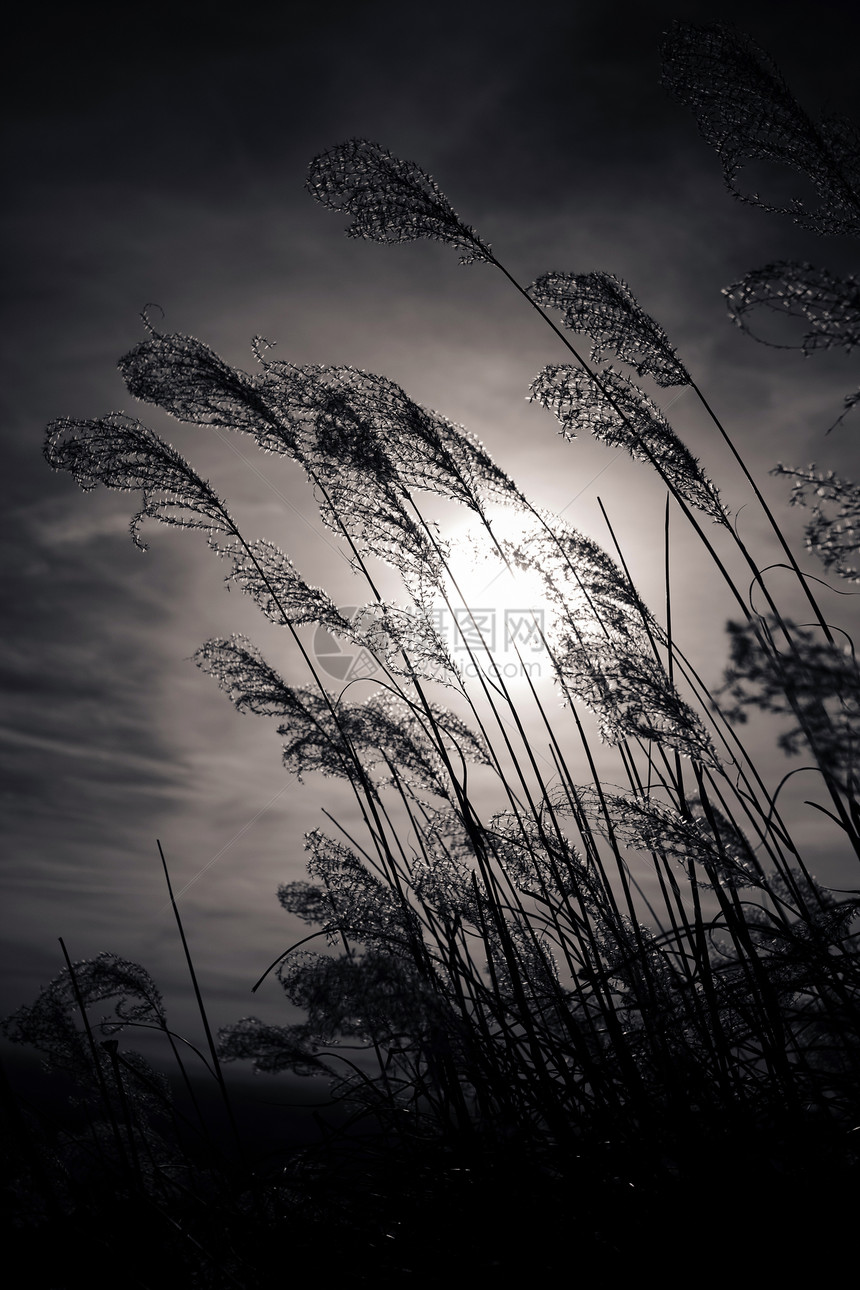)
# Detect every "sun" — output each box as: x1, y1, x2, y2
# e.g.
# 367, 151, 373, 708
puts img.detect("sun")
431, 508, 552, 684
